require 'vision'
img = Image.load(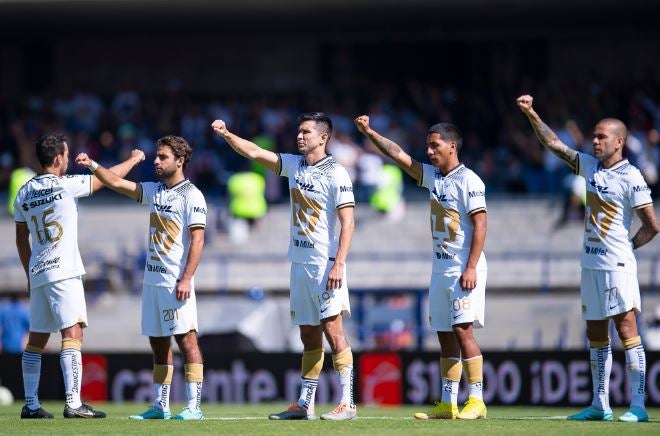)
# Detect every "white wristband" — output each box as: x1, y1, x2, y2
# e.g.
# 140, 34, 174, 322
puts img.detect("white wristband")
89, 160, 99, 172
